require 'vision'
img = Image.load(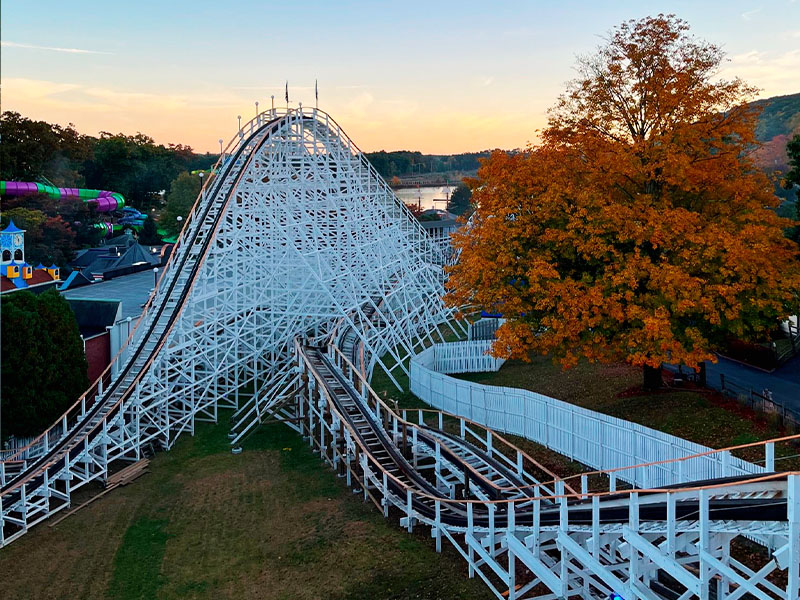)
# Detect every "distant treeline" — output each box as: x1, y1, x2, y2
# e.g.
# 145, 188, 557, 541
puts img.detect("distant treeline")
0, 111, 219, 210
363, 150, 492, 178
